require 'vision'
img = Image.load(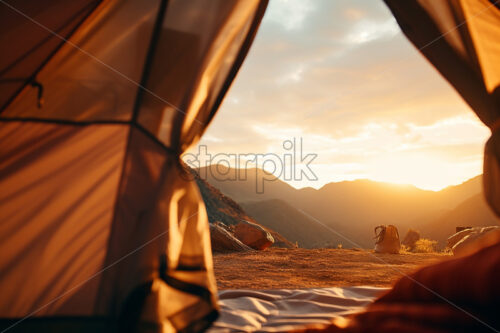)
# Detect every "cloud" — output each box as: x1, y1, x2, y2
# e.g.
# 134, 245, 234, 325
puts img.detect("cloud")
343, 17, 399, 44
192, 0, 490, 190
264, 0, 316, 31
